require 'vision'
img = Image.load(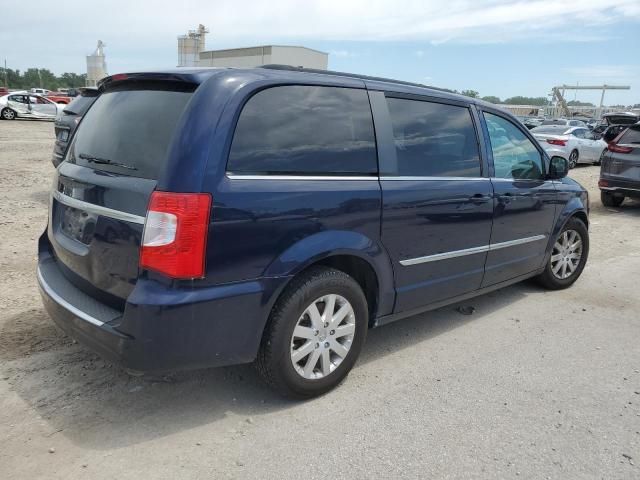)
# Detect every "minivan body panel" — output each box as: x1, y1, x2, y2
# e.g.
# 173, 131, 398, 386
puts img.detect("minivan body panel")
38, 67, 590, 375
